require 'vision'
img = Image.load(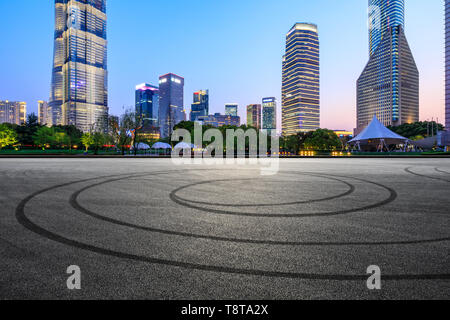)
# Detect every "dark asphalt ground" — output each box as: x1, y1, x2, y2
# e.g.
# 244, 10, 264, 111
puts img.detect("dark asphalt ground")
0, 158, 449, 300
